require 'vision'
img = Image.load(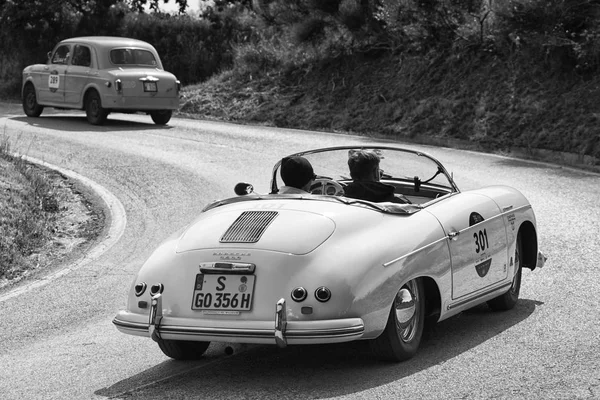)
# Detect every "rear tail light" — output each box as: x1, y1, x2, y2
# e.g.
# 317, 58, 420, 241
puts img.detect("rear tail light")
115, 79, 122, 92
134, 282, 147, 297
176, 80, 181, 92
315, 286, 331, 302
291, 287, 307, 302
150, 283, 164, 296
